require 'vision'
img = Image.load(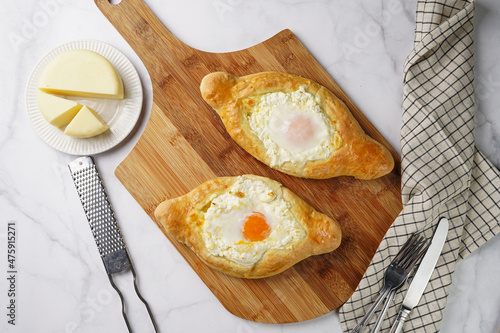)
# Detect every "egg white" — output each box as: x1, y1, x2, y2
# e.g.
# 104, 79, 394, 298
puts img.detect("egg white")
202, 177, 306, 266
247, 86, 339, 167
